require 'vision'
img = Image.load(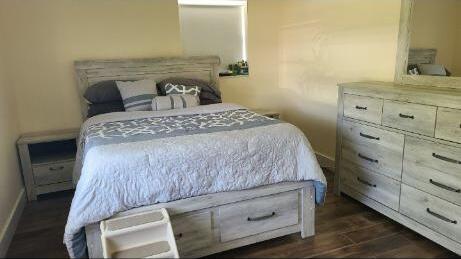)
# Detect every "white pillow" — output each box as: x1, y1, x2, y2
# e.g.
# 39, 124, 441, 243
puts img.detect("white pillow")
116, 79, 158, 111
152, 94, 199, 111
